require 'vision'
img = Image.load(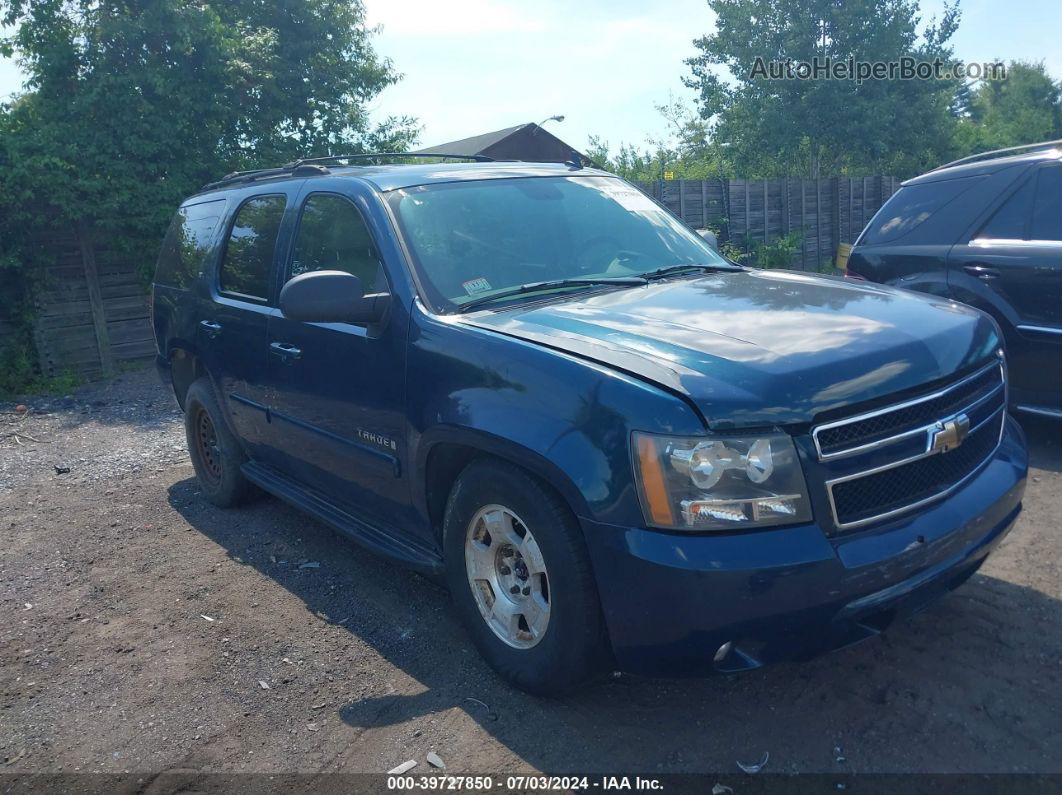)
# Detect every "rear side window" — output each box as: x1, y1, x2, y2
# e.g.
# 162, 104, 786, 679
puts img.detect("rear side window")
155, 199, 226, 288
860, 176, 982, 245
1030, 165, 1062, 241
219, 195, 286, 300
